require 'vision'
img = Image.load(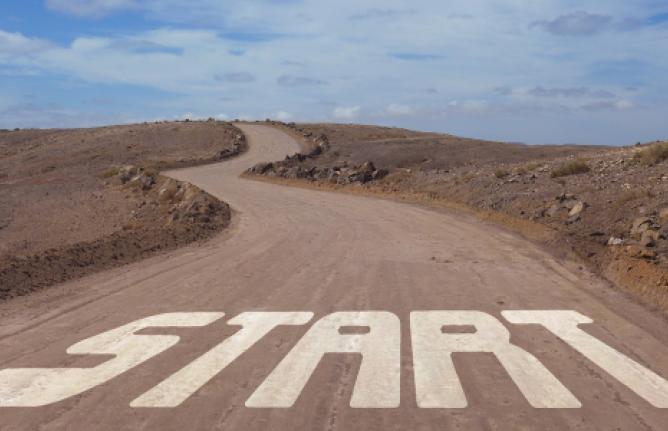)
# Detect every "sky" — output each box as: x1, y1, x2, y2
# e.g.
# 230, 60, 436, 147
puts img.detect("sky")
1, 1, 667, 145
